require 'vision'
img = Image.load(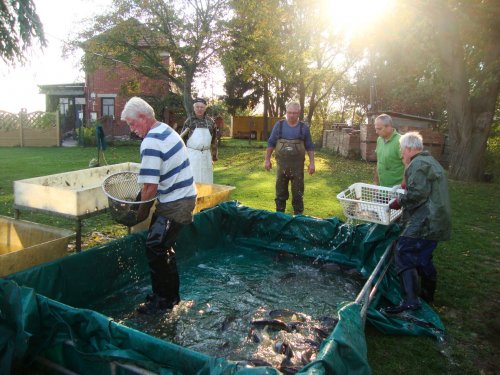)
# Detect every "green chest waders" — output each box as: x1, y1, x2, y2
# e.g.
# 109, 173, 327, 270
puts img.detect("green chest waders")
275, 139, 306, 214
276, 139, 306, 166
